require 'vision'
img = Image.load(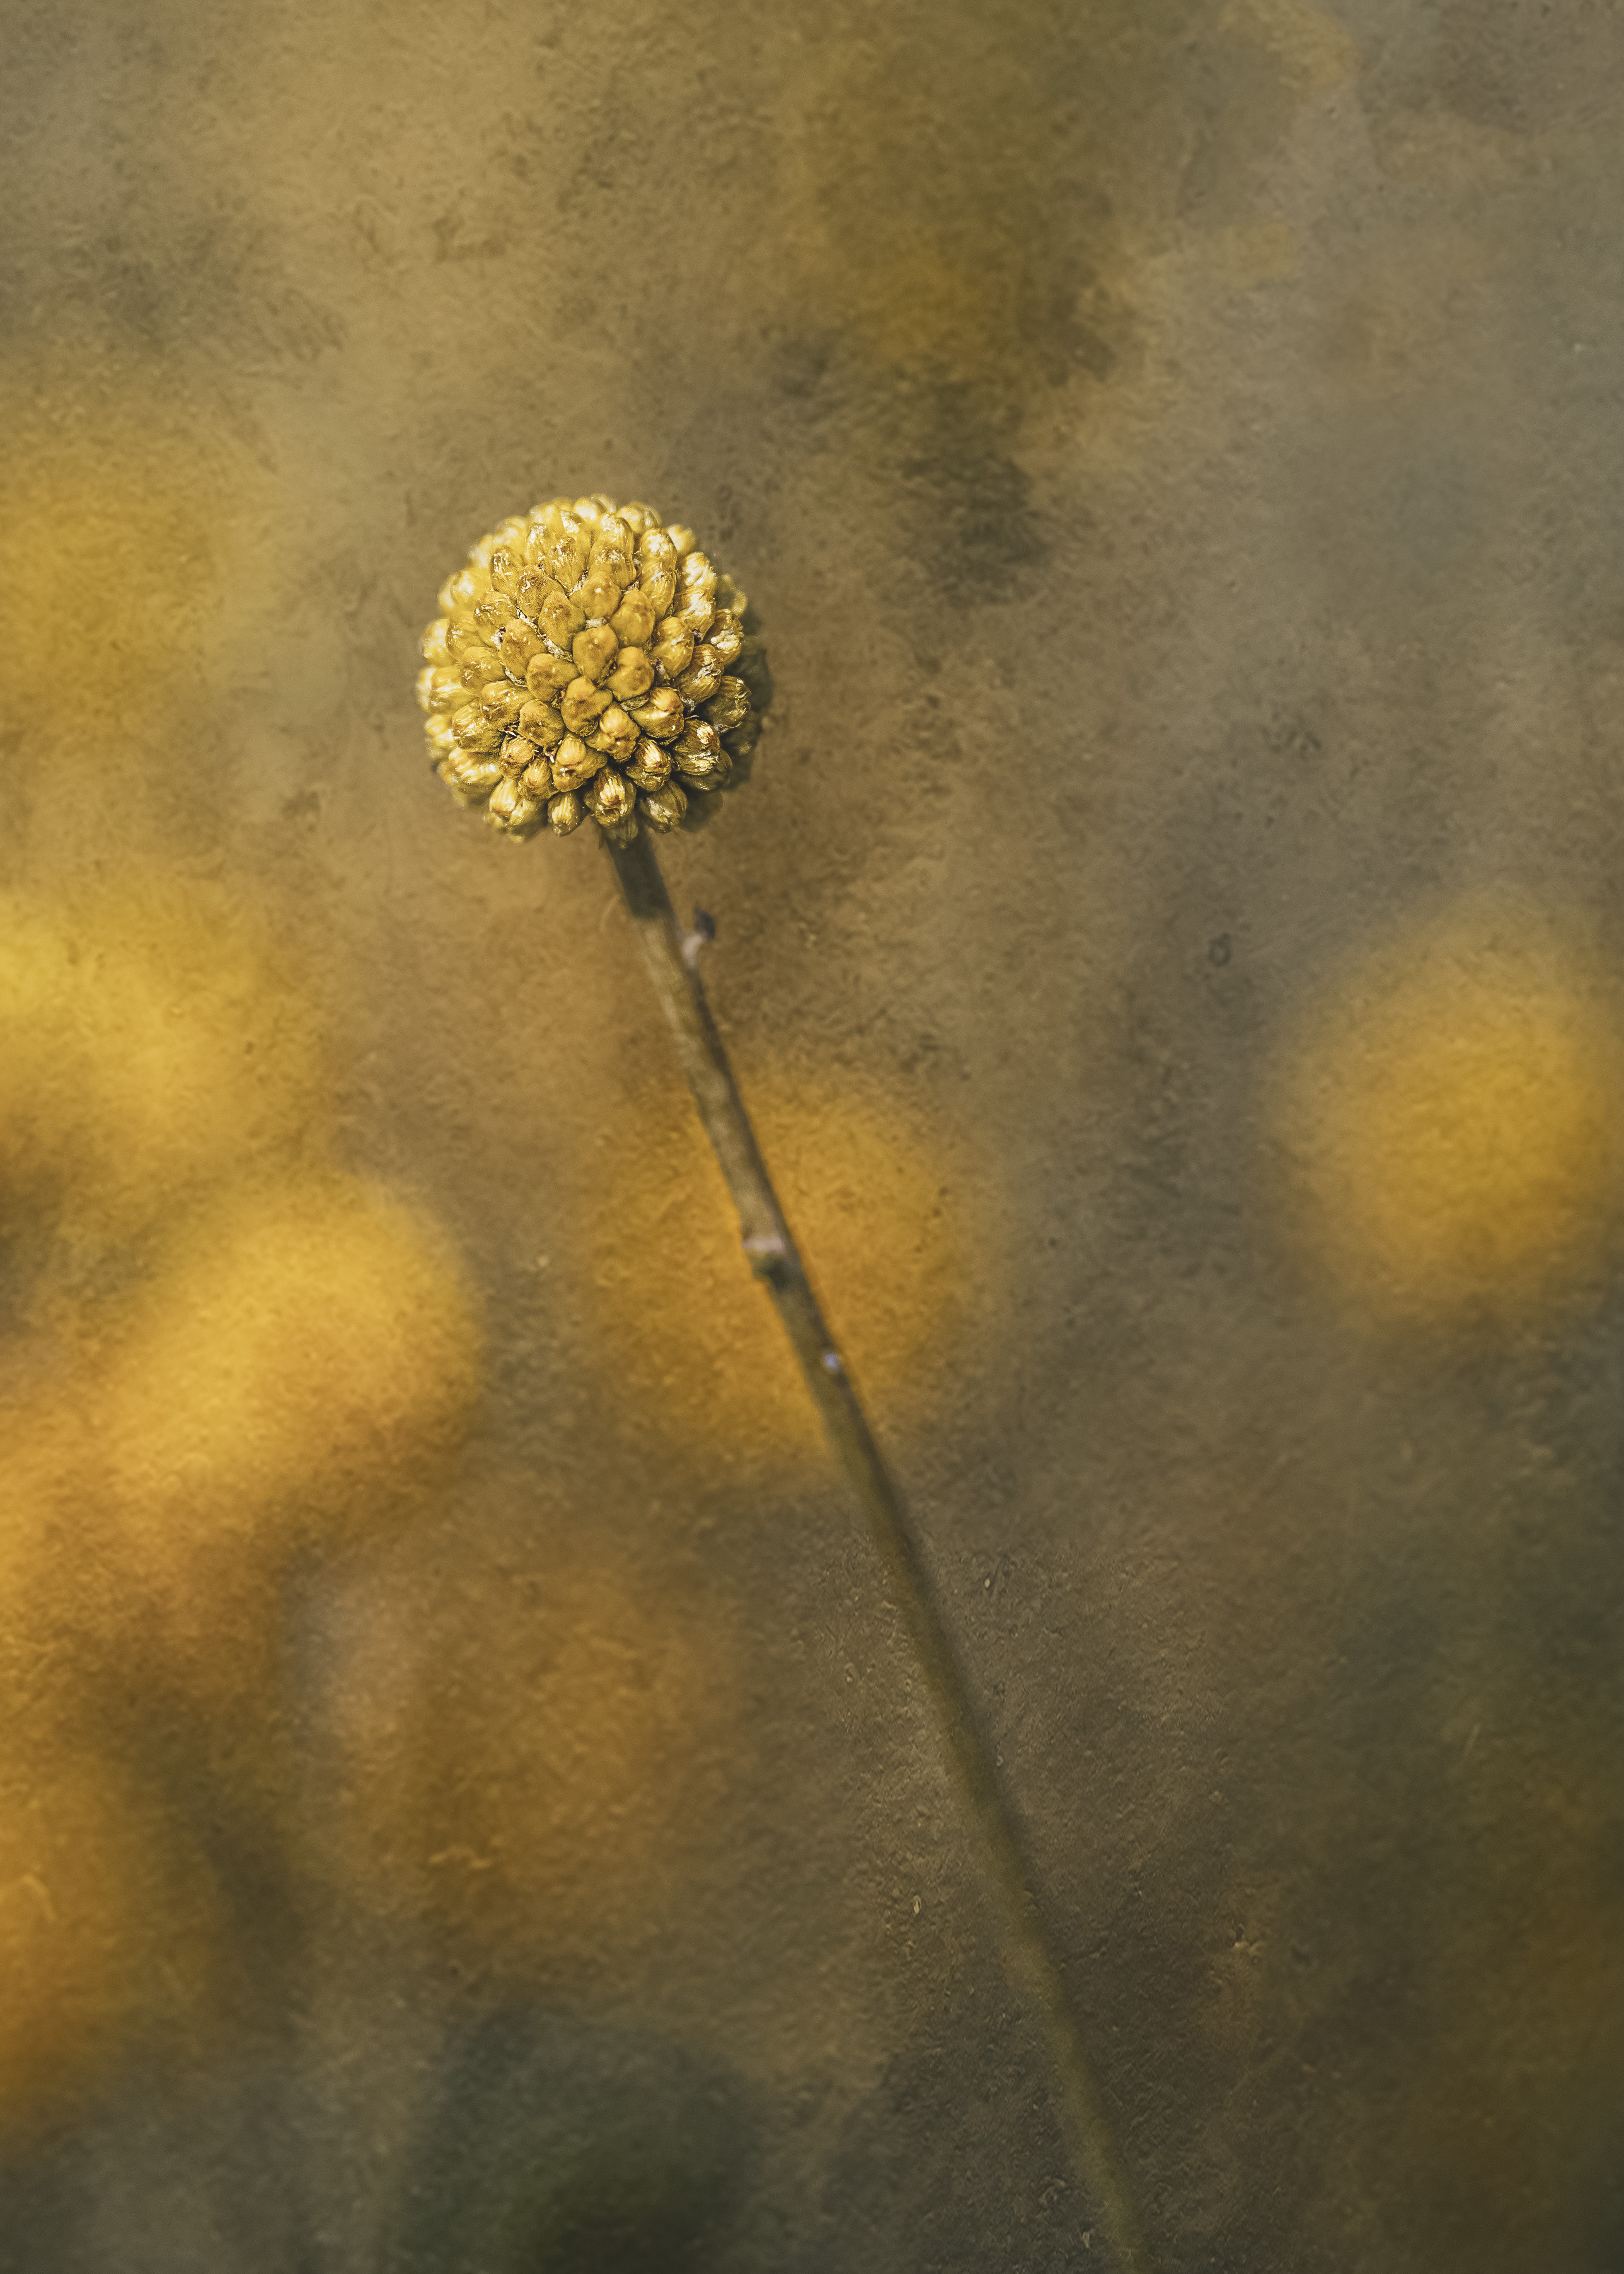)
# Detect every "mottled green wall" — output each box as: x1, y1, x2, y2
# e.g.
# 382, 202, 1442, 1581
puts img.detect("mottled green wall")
3, 1, 1624, 2267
